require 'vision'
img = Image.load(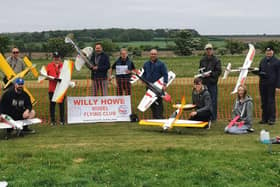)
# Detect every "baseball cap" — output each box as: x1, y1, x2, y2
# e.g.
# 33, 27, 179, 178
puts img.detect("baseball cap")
15, 78, 24, 85
265, 46, 274, 51
53, 51, 60, 58
205, 43, 213, 49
